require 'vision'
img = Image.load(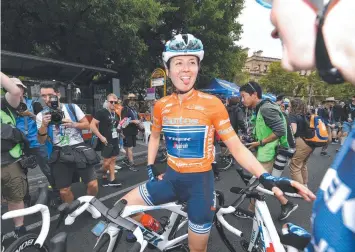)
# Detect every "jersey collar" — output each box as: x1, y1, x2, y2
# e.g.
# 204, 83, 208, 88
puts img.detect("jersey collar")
172, 89, 197, 102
